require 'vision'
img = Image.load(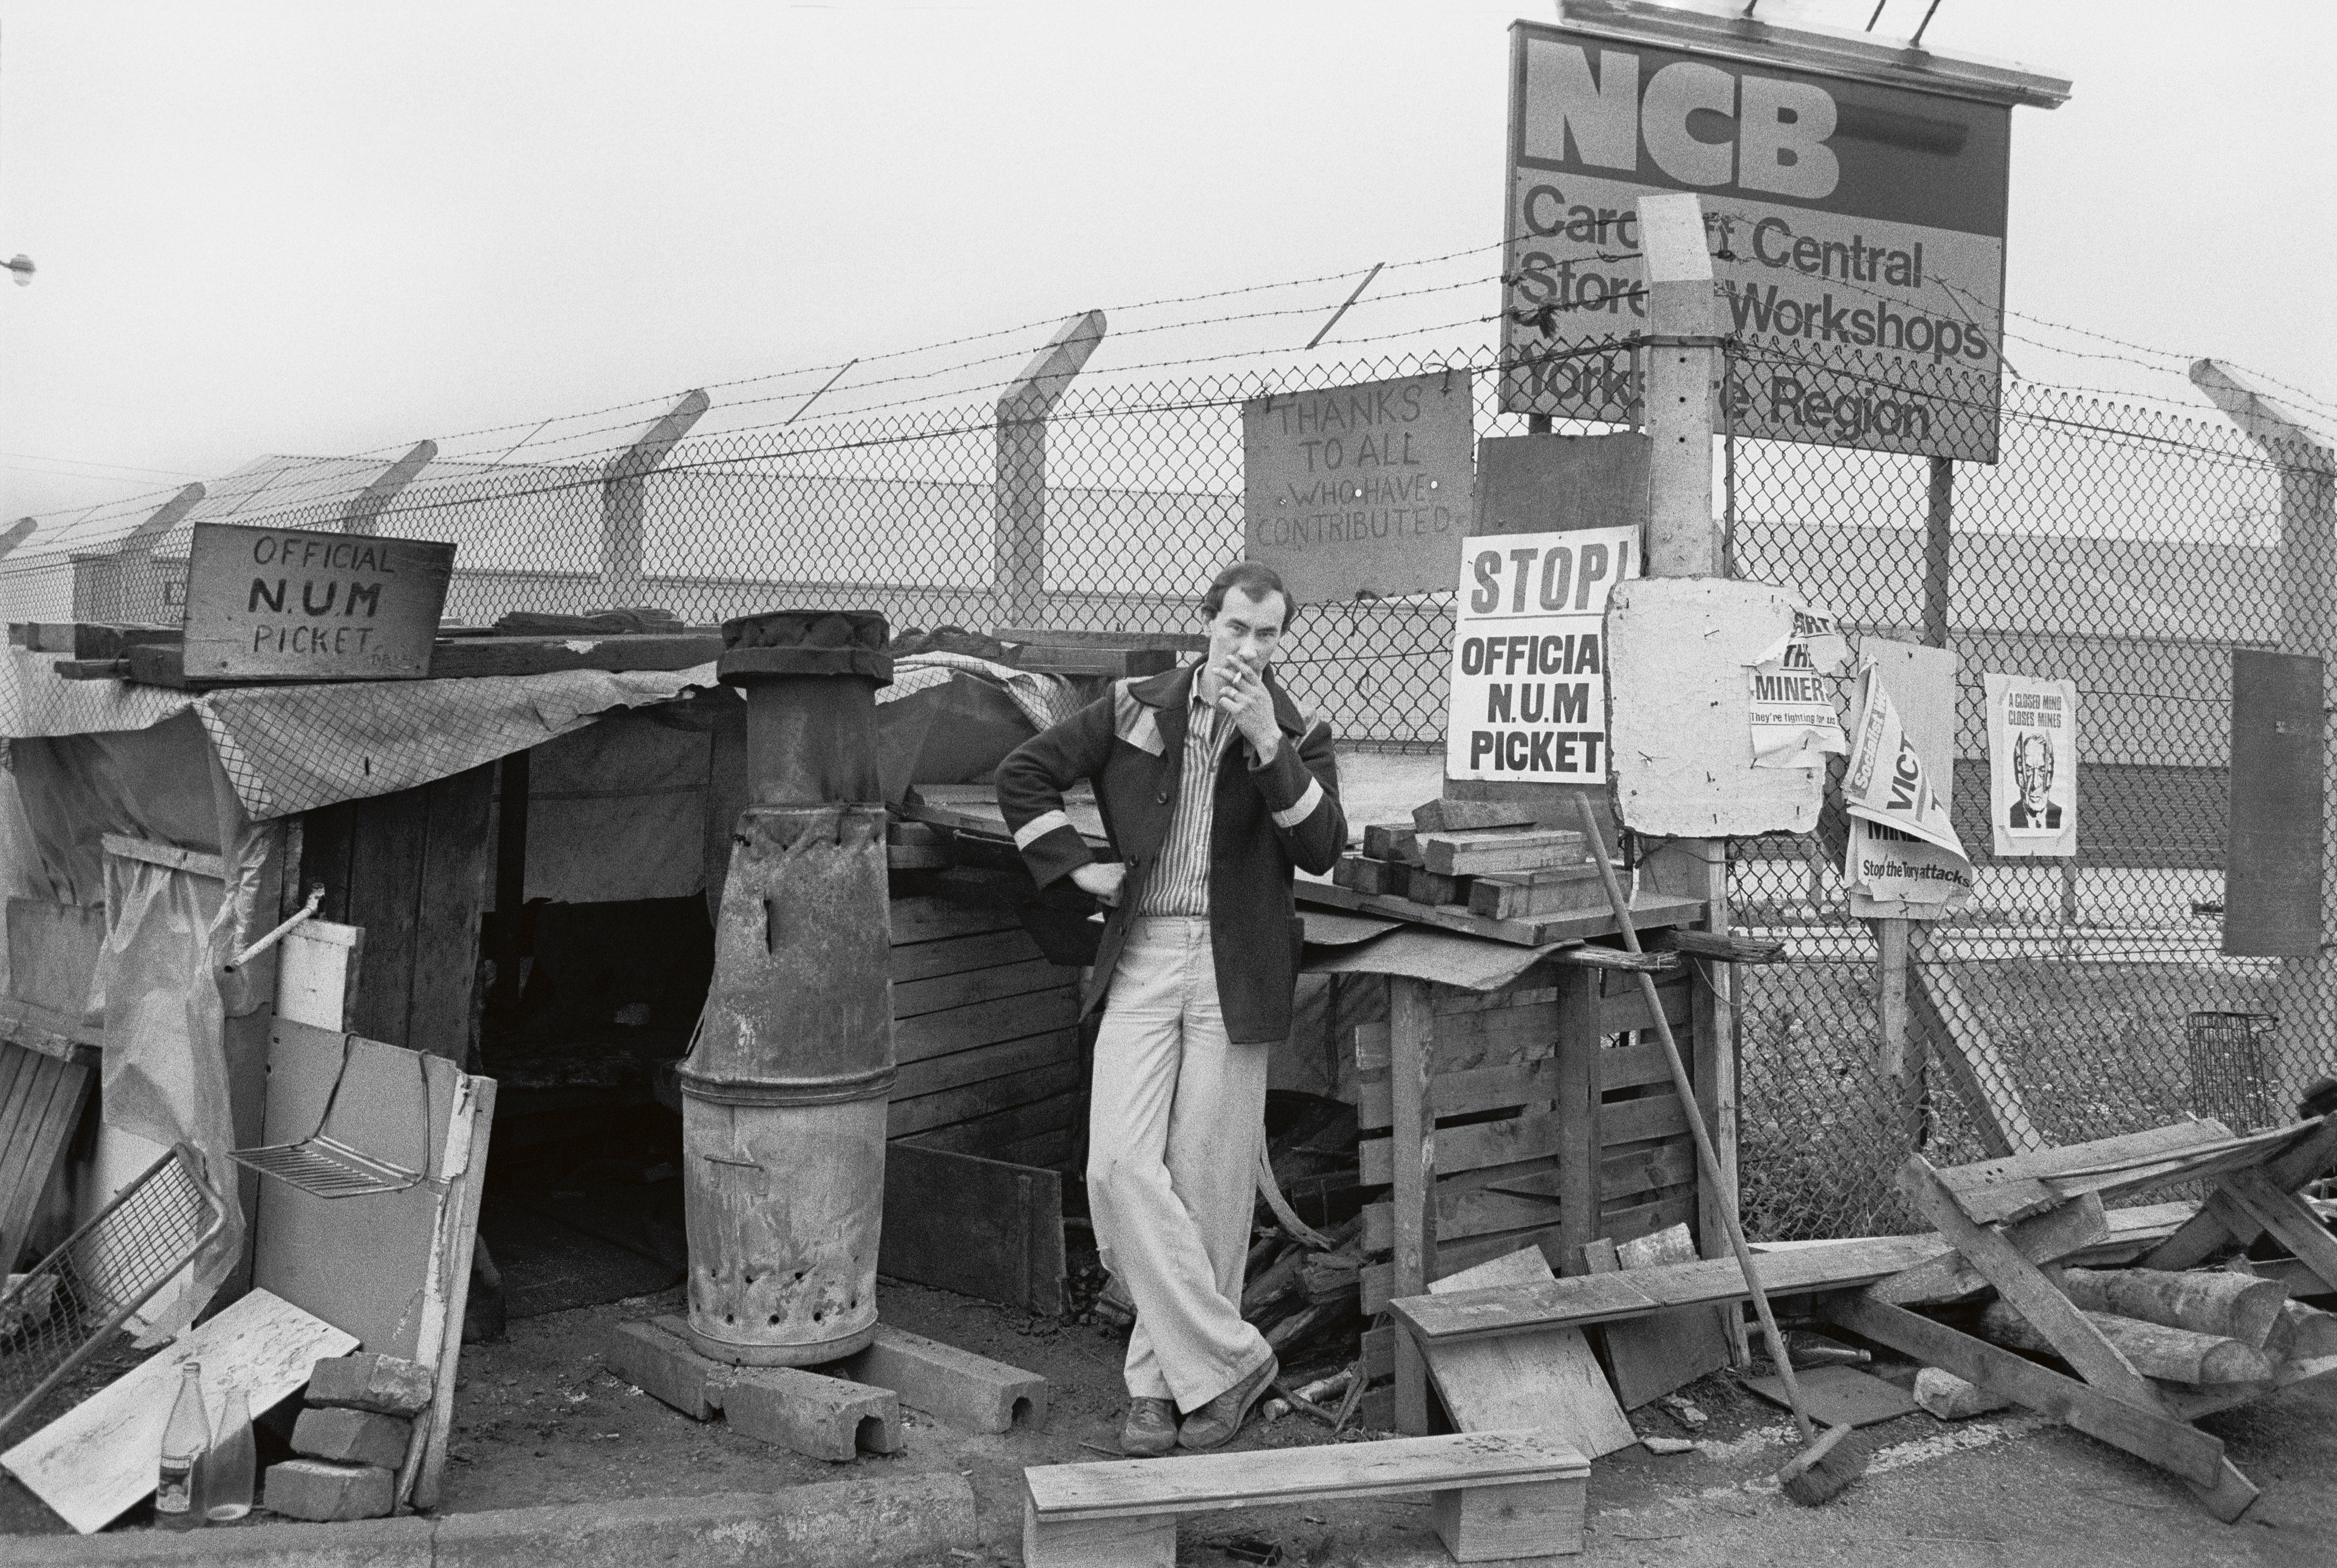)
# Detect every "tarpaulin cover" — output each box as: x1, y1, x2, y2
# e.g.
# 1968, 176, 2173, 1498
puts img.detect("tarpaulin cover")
0, 648, 728, 820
